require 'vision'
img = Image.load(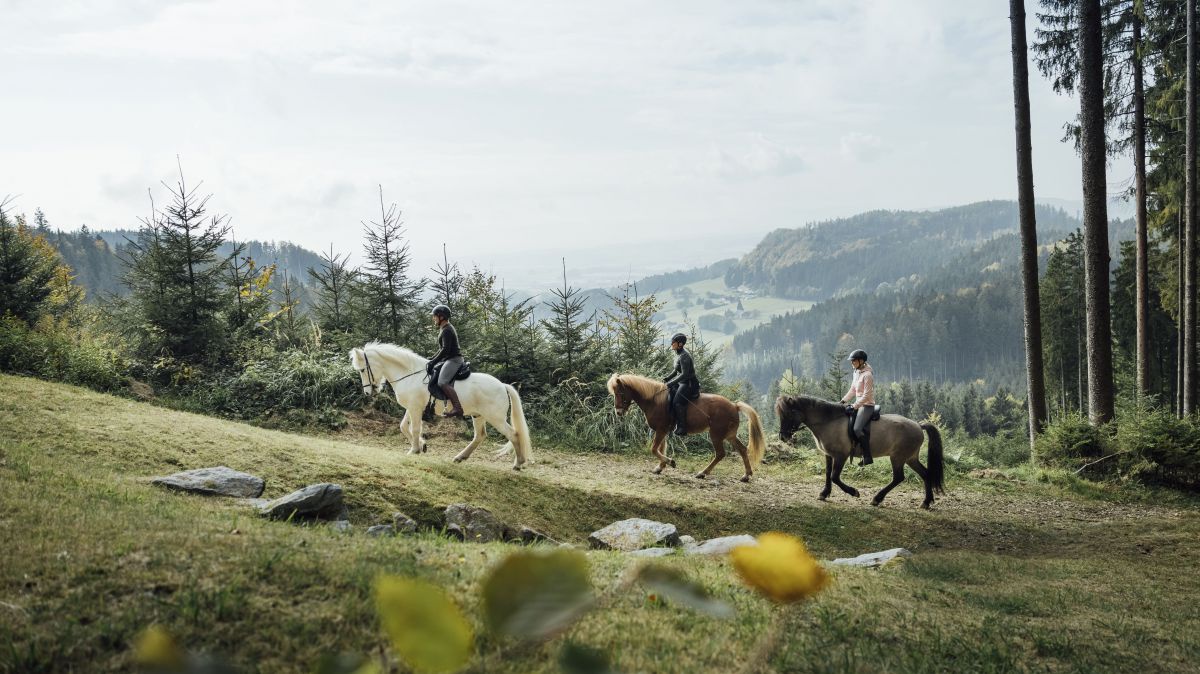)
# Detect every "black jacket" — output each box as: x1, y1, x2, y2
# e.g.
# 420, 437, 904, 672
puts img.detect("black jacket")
430, 323, 462, 364
664, 348, 698, 388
